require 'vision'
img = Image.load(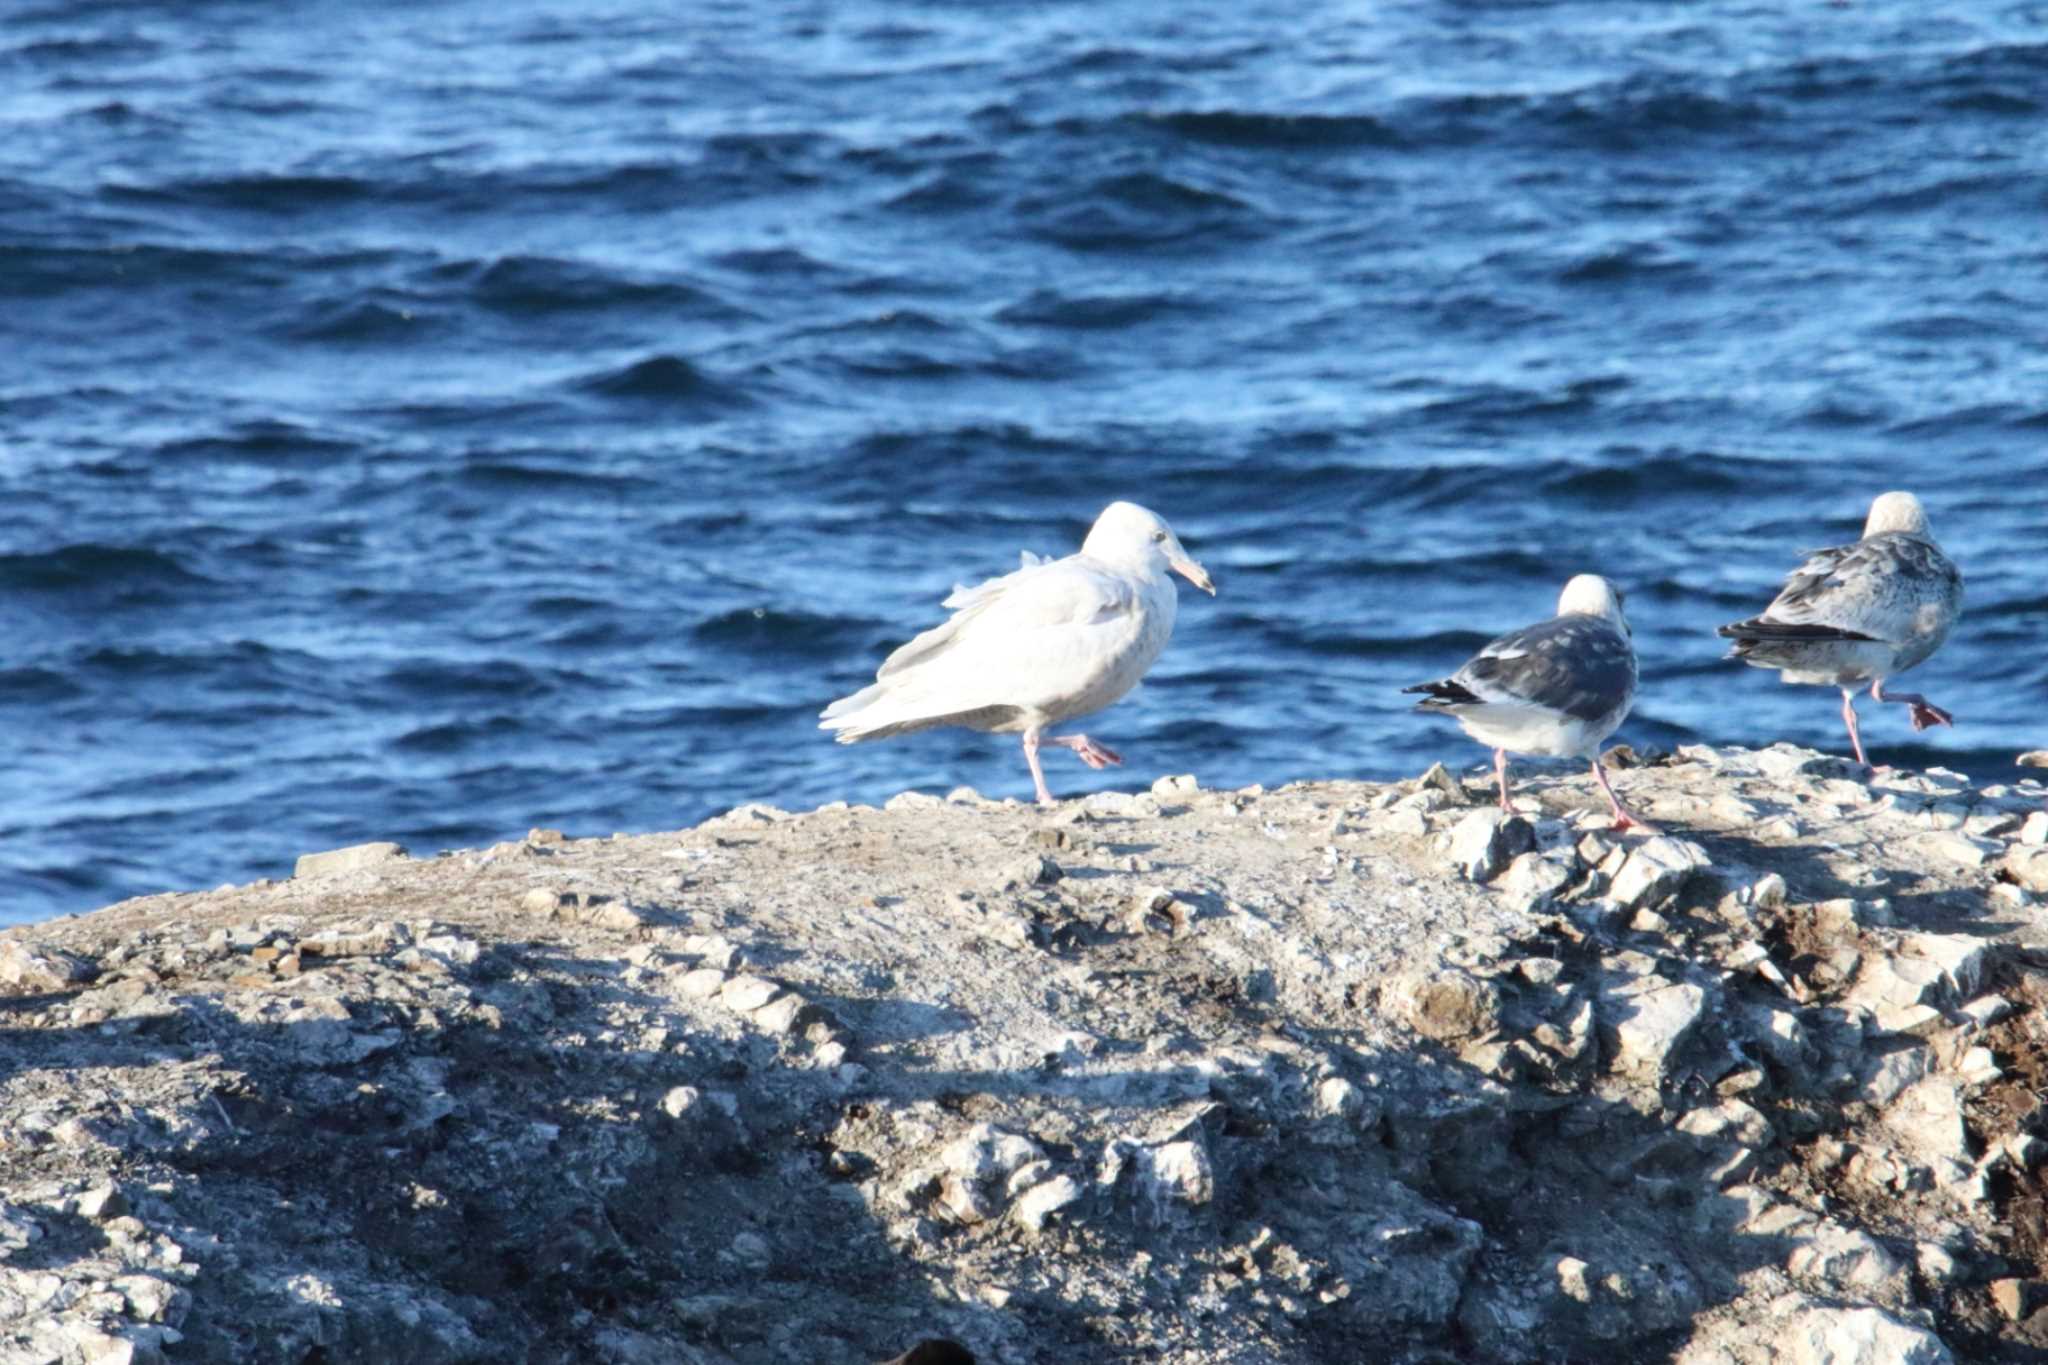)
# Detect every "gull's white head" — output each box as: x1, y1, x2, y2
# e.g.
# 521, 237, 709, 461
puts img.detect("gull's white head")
1557, 573, 1629, 631
1864, 491, 1930, 538
1082, 501, 1215, 595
